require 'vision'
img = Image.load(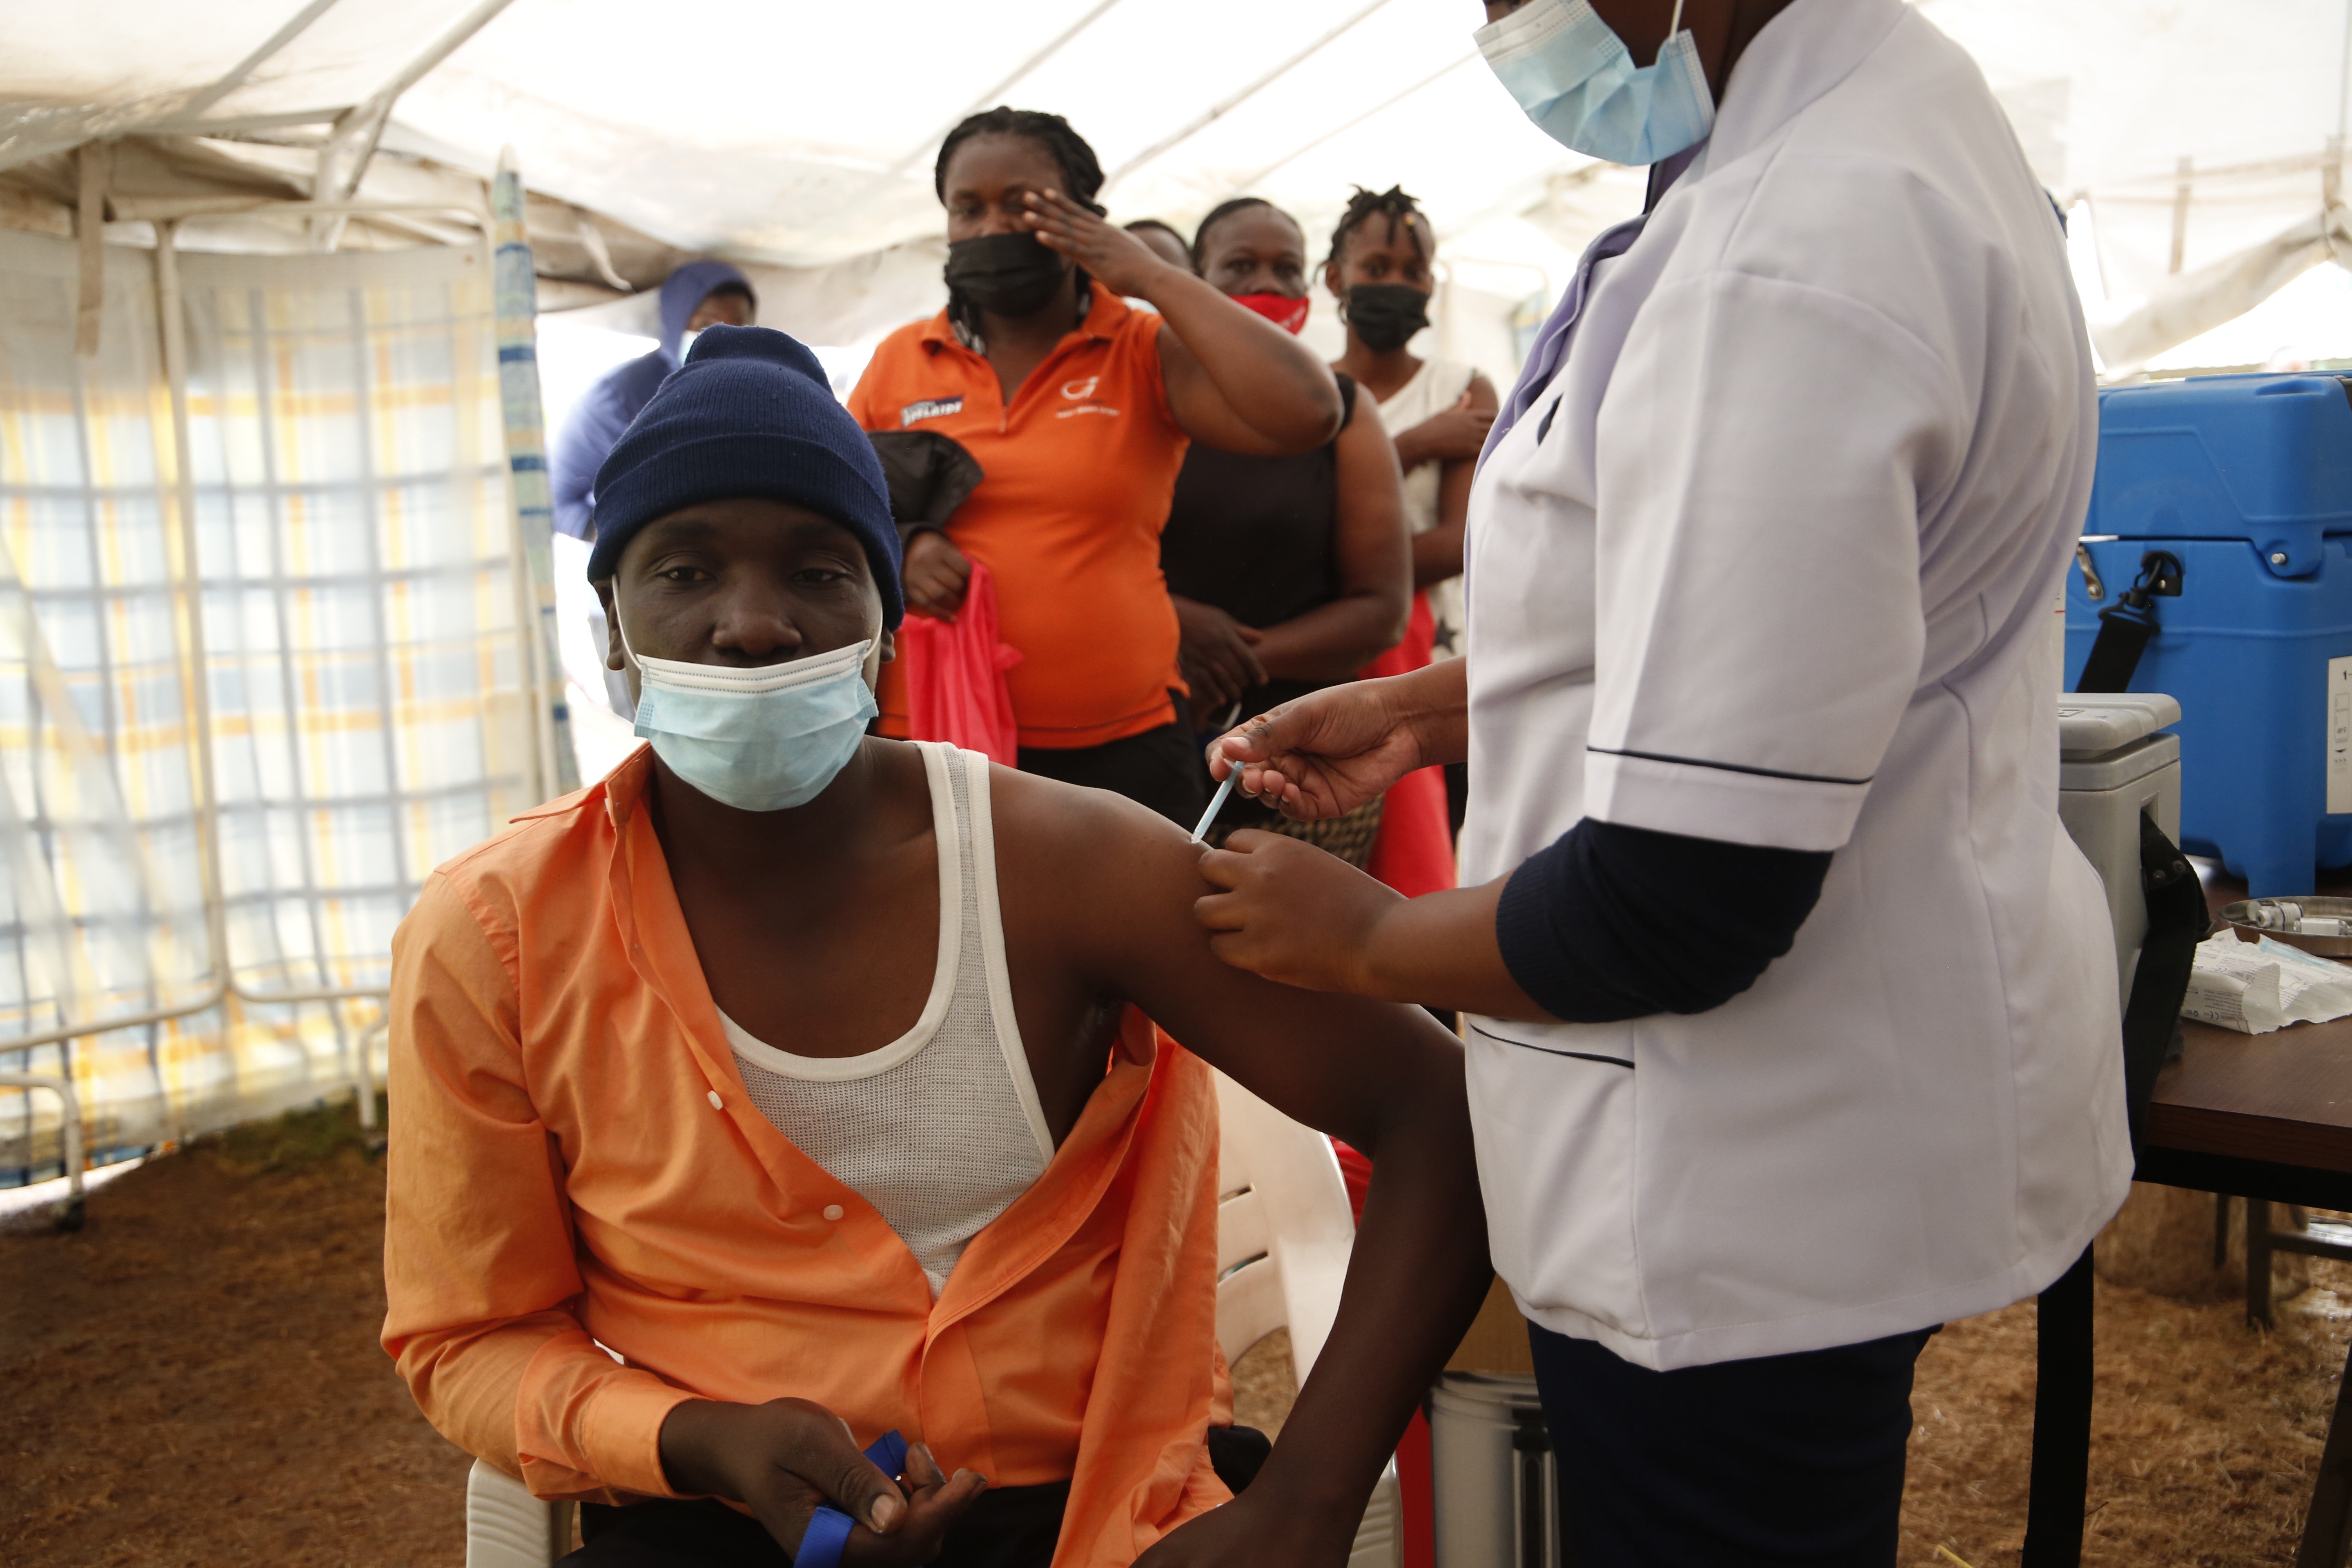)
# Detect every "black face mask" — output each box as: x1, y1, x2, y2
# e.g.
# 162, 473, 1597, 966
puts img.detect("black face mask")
1345, 283, 1431, 352
944, 233, 1070, 318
